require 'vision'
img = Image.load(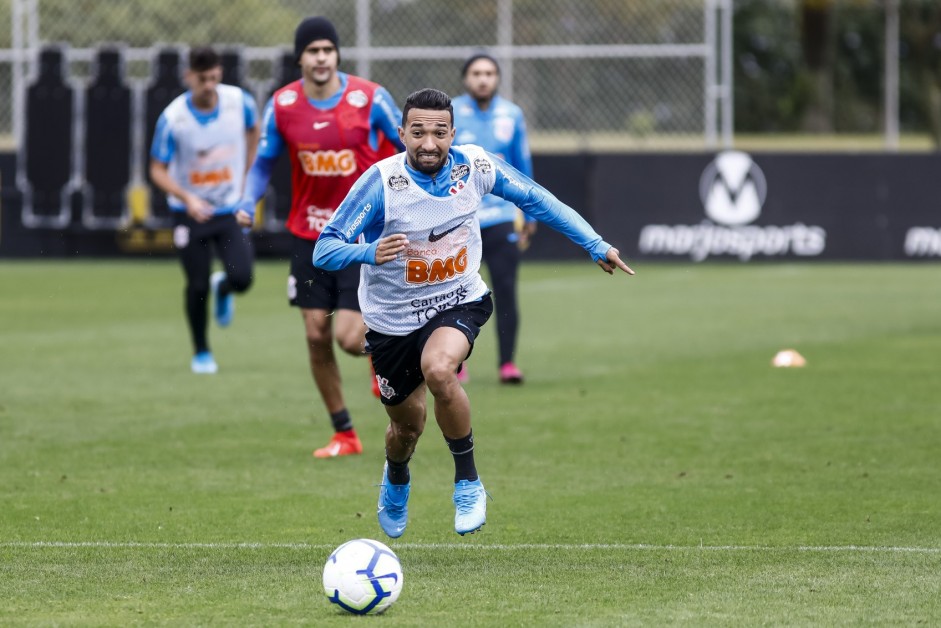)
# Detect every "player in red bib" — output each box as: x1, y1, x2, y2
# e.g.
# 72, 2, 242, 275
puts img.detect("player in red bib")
238, 16, 404, 458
